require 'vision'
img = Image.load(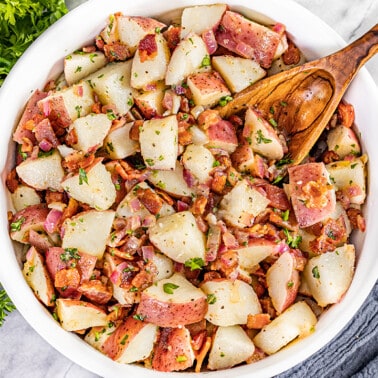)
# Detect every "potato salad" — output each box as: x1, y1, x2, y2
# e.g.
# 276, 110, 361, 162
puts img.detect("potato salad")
7, 3, 367, 373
